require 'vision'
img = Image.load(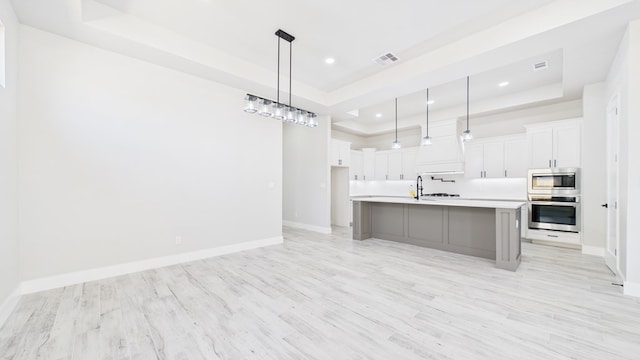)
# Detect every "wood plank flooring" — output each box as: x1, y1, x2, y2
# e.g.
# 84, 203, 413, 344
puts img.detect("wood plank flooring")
1, 226, 640, 359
